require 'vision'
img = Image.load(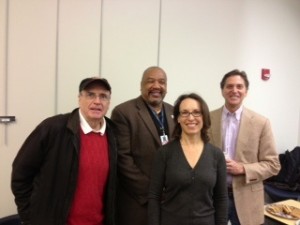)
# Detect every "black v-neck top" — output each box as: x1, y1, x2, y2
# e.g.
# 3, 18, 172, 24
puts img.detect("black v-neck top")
148, 139, 228, 225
